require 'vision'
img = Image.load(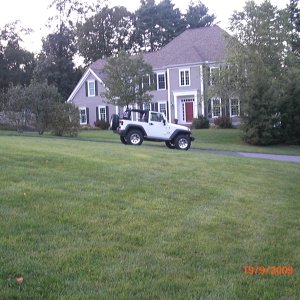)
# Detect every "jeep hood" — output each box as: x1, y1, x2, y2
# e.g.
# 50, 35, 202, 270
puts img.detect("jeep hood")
169, 123, 191, 132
